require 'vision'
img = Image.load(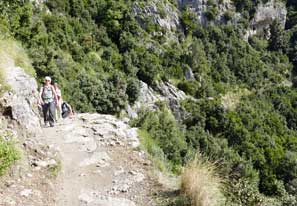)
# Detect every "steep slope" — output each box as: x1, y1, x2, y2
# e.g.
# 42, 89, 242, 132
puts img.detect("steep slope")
1, 0, 297, 205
